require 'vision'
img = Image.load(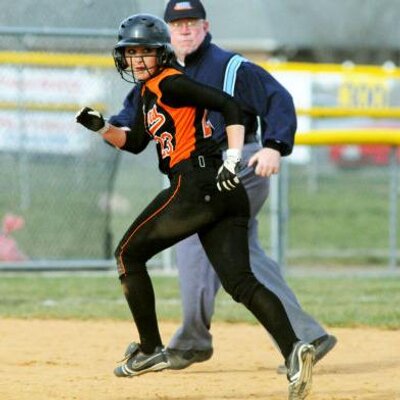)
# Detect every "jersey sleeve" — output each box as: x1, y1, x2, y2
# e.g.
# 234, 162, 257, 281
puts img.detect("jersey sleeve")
120, 103, 151, 154
234, 62, 297, 156
160, 74, 243, 127
108, 84, 150, 154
